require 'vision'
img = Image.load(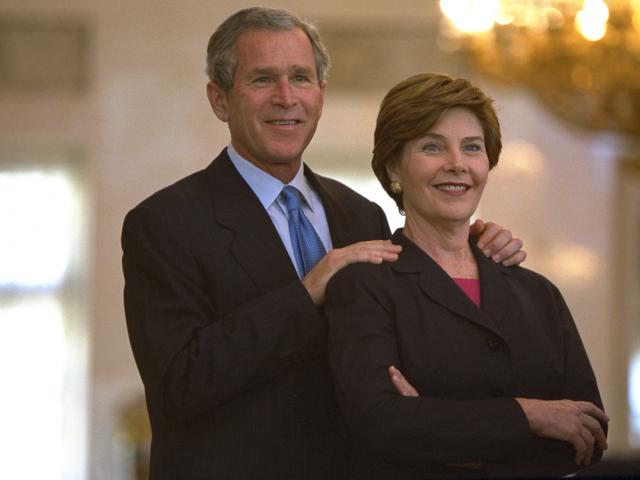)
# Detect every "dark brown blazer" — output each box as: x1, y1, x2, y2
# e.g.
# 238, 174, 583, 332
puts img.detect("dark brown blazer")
326, 230, 605, 479
122, 149, 391, 479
